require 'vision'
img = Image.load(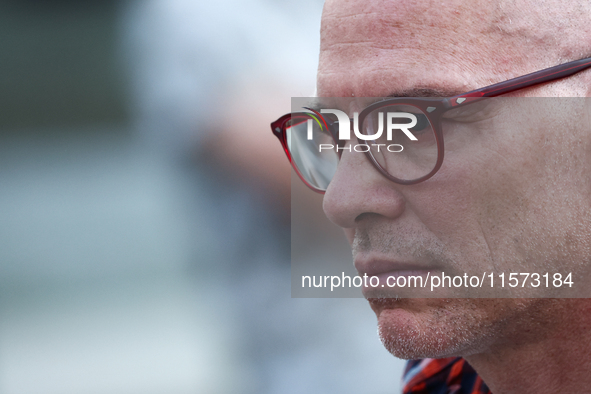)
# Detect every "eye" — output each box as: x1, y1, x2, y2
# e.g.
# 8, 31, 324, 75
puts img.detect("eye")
389, 113, 430, 133
411, 113, 430, 132
443, 99, 501, 123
